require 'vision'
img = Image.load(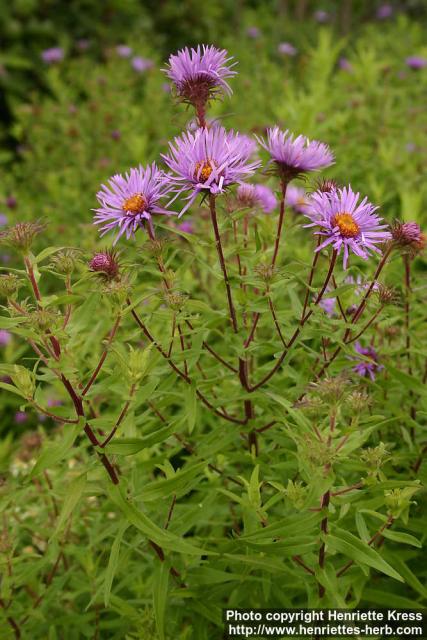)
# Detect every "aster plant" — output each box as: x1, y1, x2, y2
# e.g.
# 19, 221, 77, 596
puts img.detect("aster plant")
1, 42, 425, 638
